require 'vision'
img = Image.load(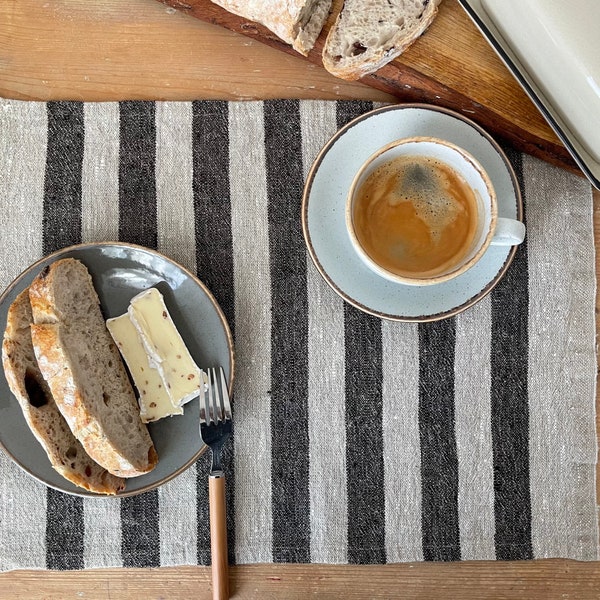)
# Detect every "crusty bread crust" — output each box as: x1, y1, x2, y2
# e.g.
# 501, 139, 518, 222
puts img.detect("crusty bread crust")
322, 0, 442, 80
2, 289, 126, 494
29, 259, 158, 478
211, 0, 332, 56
